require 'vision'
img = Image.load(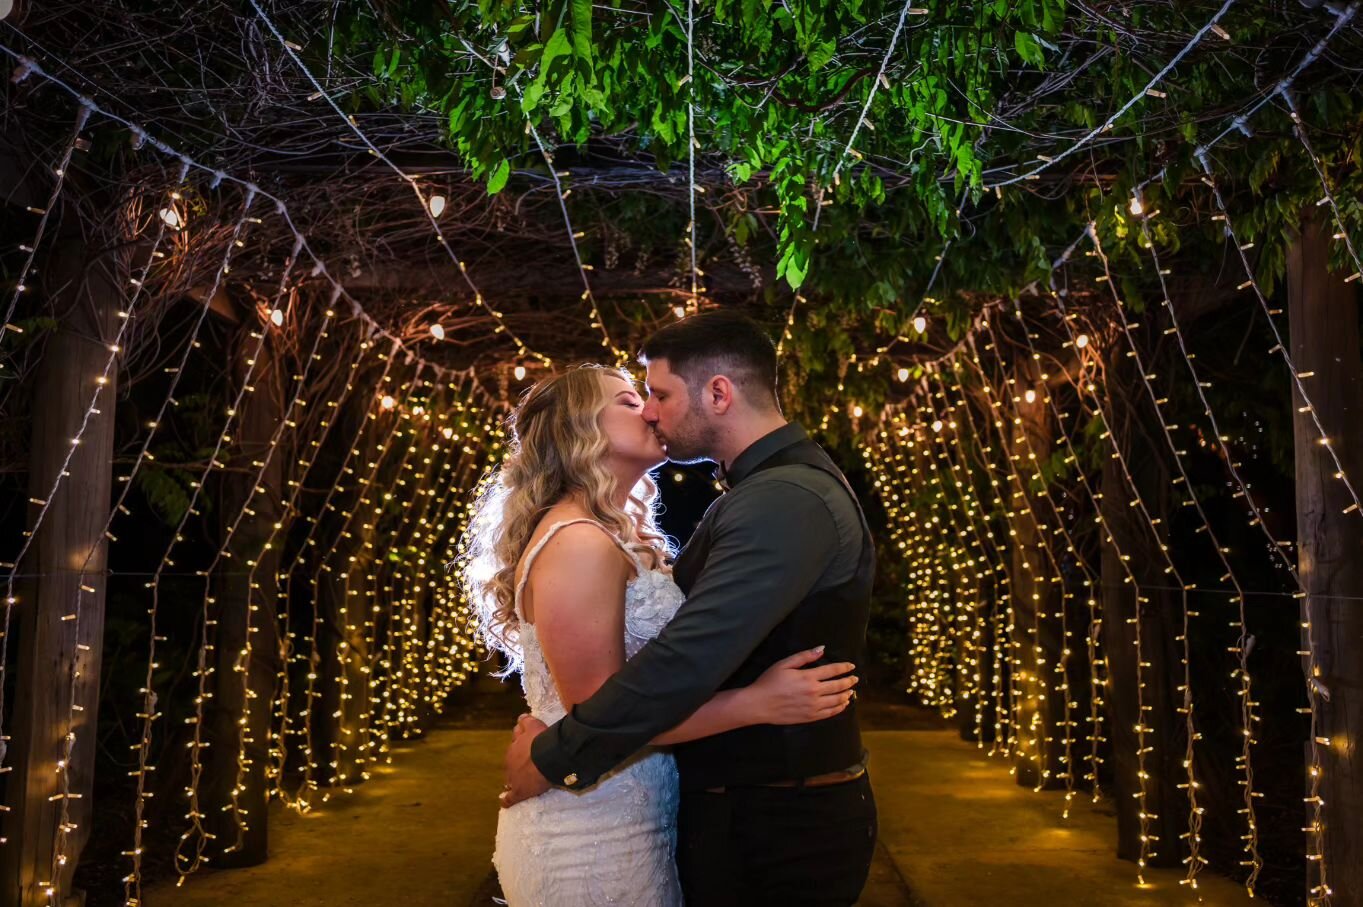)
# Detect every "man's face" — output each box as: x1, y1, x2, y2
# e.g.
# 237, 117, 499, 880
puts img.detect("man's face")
641, 358, 717, 464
